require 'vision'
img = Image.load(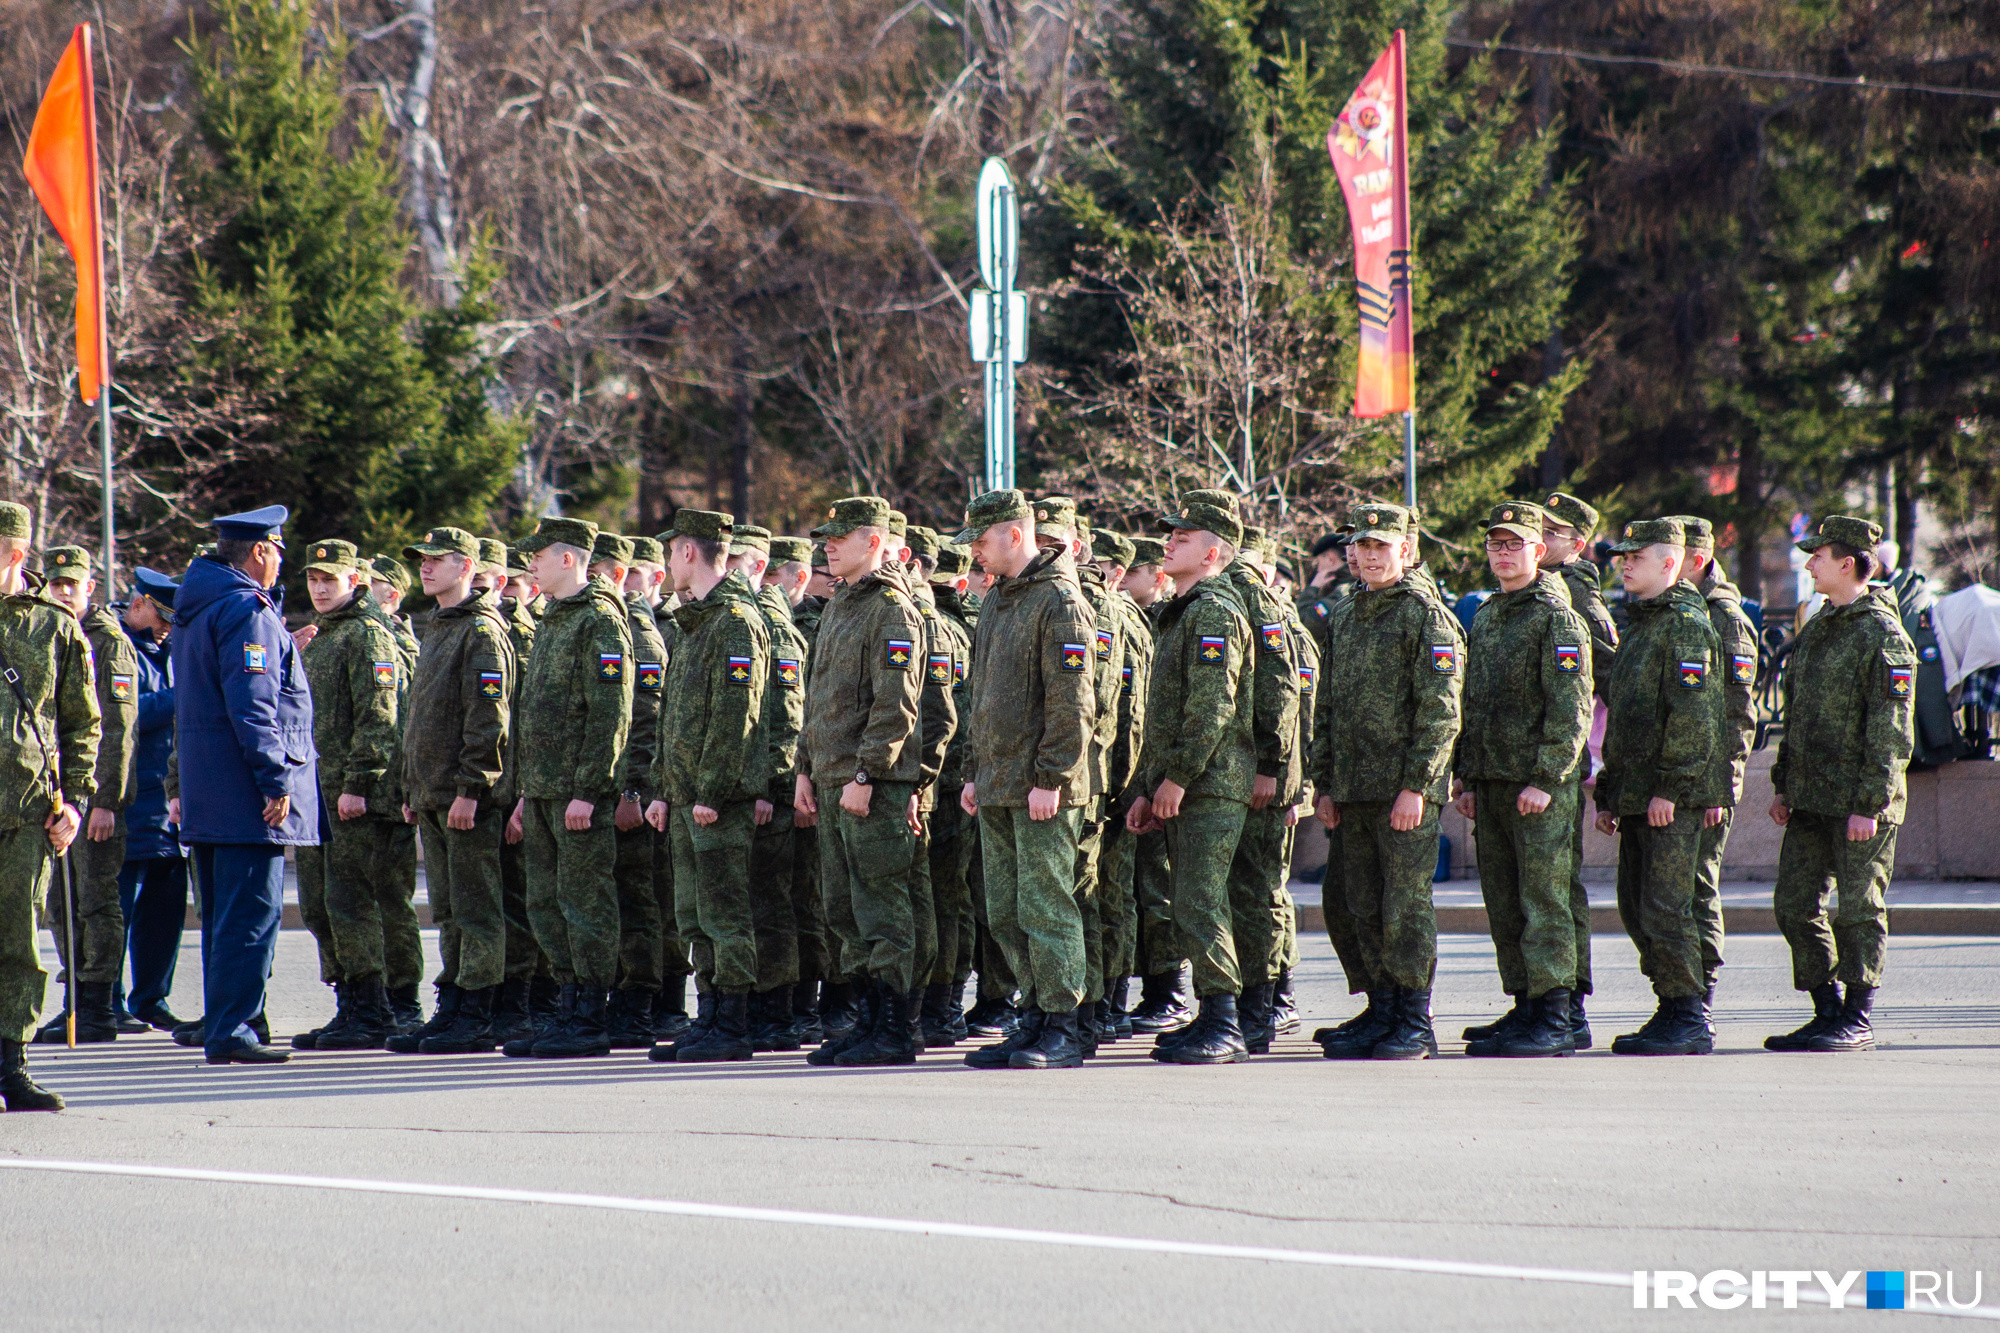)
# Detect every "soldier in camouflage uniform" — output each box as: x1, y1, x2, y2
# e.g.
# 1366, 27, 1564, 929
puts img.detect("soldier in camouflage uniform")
922, 540, 977, 1042
634, 537, 693, 1041
1089, 527, 1151, 1040
1668, 515, 1759, 1018
1595, 518, 1723, 1056
1117, 535, 1186, 1033
389, 527, 514, 1054
362, 551, 423, 1028
1765, 516, 1915, 1053
494, 544, 543, 1040
0, 505, 101, 1108
33, 547, 135, 1044
798, 497, 930, 1067
503, 517, 633, 1059
1127, 495, 1257, 1065
295, 540, 410, 1049
1451, 504, 1593, 1057
763, 536, 830, 1038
